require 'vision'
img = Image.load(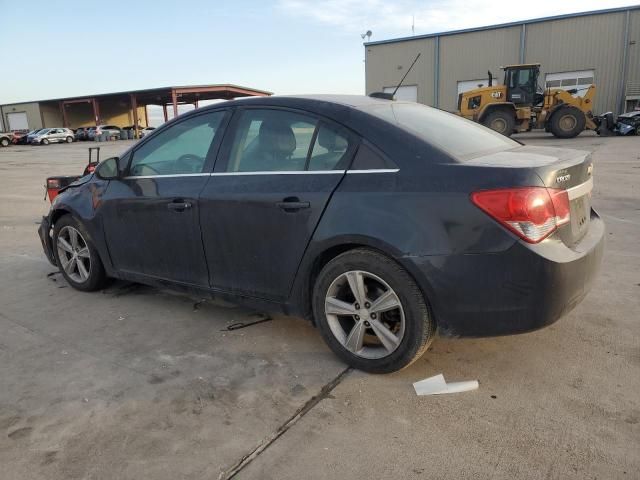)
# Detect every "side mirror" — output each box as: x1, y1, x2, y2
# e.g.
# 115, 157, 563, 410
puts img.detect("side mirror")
95, 157, 119, 180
